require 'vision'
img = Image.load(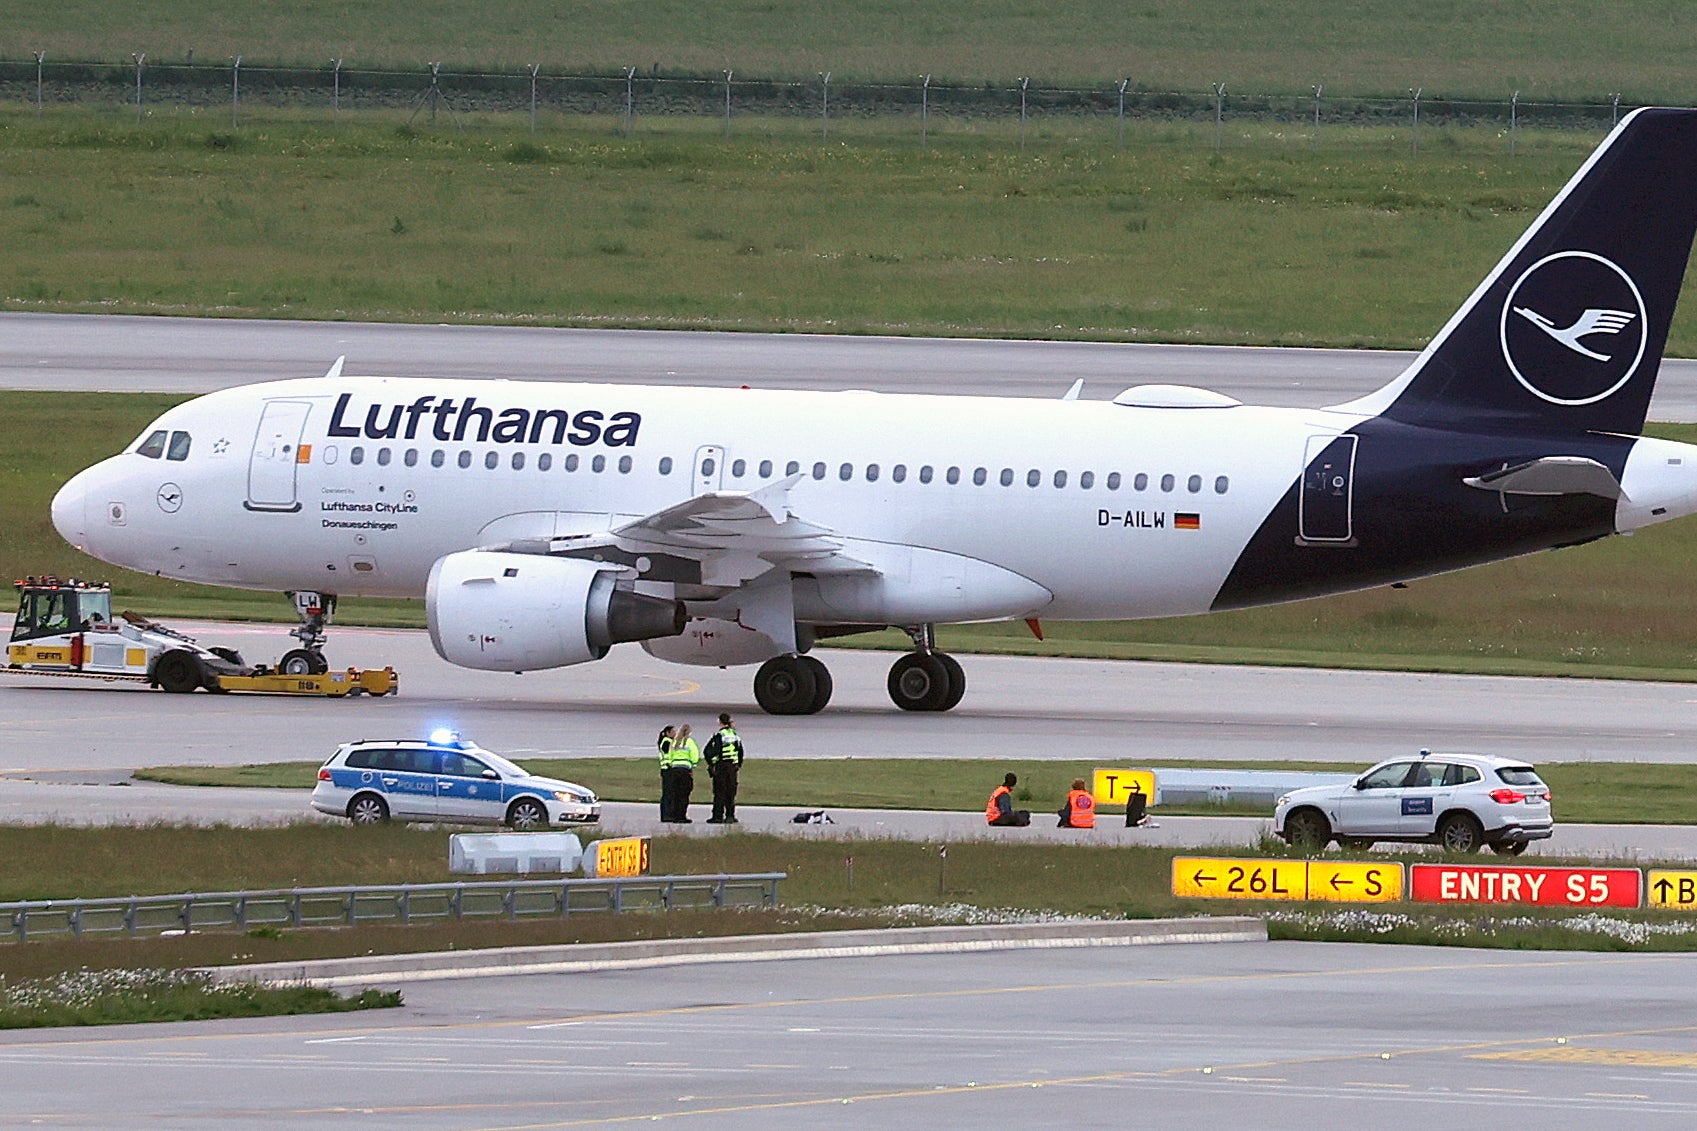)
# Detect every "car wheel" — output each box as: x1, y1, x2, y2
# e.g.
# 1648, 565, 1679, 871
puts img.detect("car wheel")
1339, 837, 1373, 851
508, 798, 548, 830
1284, 808, 1331, 854
348, 793, 389, 825
1438, 812, 1485, 854
153, 650, 204, 694
1490, 840, 1529, 856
